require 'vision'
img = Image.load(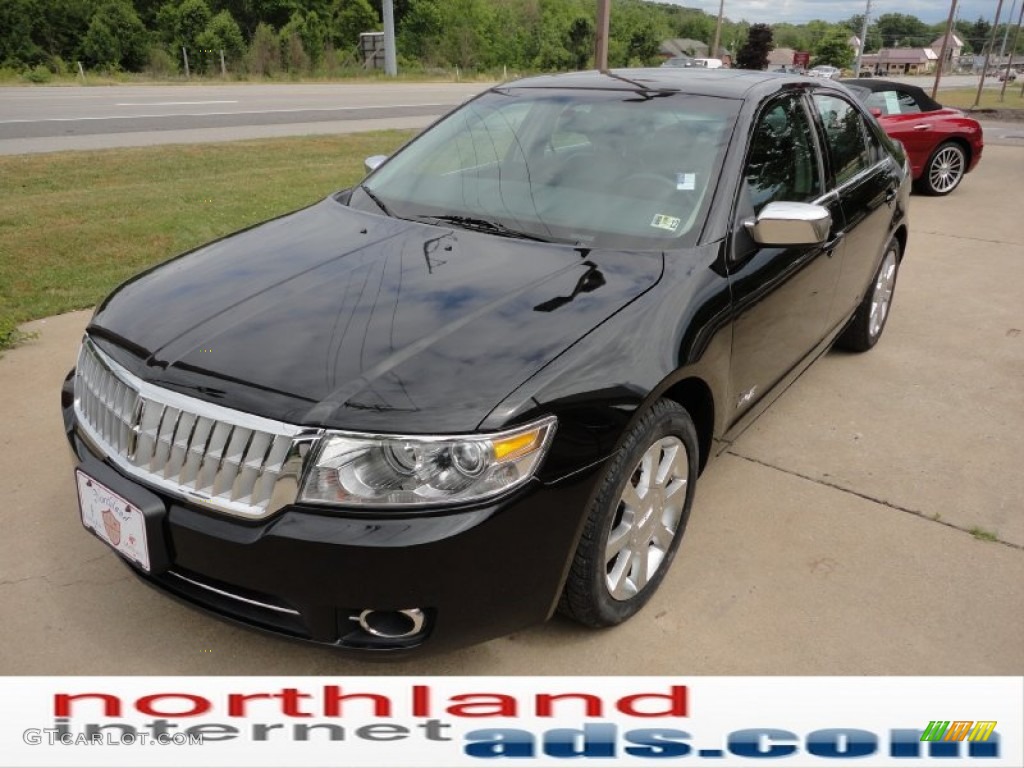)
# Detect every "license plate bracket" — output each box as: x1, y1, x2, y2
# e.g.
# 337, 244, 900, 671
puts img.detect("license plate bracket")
75, 463, 171, 574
